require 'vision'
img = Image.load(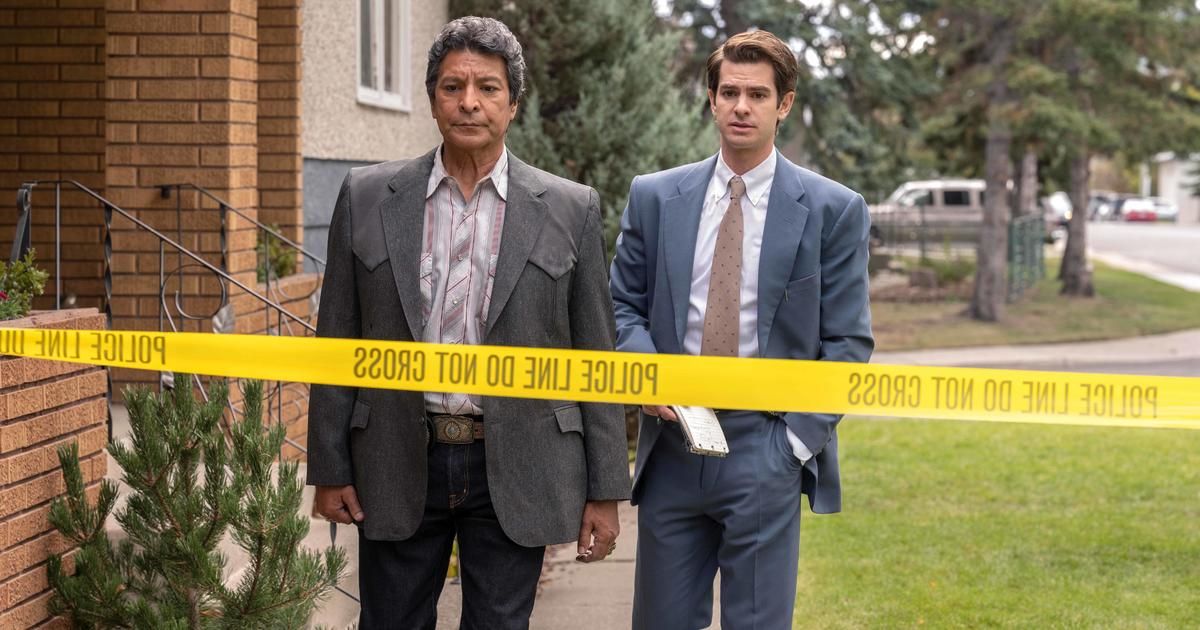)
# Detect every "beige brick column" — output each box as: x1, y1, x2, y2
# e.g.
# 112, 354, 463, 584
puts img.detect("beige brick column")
104, 0, 258, 388
257, 0, 302, 249
0, 3, 107, 312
